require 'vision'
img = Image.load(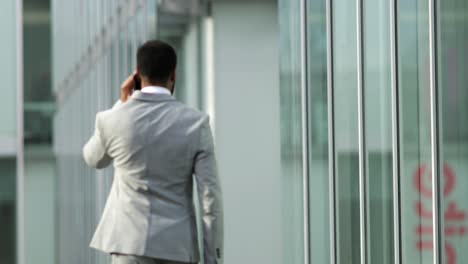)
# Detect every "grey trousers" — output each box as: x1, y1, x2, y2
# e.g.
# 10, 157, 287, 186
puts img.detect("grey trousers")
111, 254, 196, 264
